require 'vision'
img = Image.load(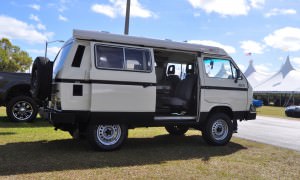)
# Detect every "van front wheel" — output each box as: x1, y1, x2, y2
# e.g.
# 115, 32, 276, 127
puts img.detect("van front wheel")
202, 113, 233, 146
87, 123, 128, 151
